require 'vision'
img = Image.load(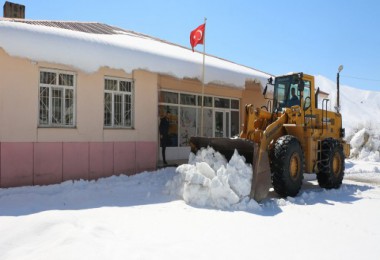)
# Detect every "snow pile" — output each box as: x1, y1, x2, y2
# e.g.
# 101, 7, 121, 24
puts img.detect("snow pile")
166, 147, 261, 210
0, 20, 270, 88
348, 128, 380, 161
